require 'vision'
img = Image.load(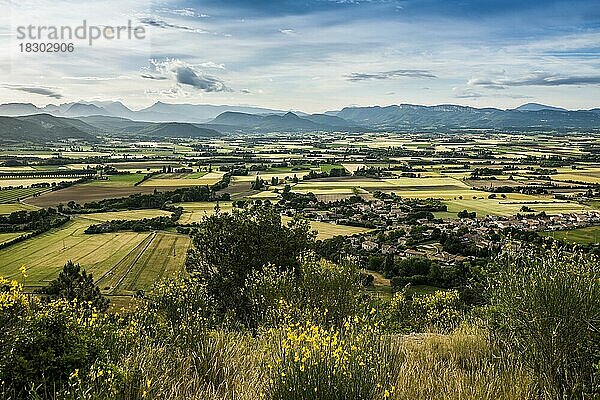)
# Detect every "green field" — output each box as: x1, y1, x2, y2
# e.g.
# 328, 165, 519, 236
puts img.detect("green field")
0, 232, 30, 245
540, 226, 600, 244
0, 187, 49, 203
185, 171, 208, 179
80, 209, 172, 222
84, 173, 145, 187
0, 212, 189, 295
140, 172, 225, 187
0, 203, 39, 214
320, 164, 346, 172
